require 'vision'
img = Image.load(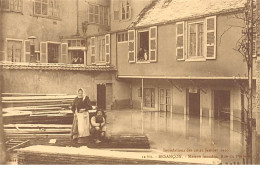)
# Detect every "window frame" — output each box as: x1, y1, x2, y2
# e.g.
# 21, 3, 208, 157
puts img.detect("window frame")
117, 32, 128, 43
0, 0, 23, 13
143, 88, 156, 108
187, 20, 205, 60
176, 16, 217, 62
120, 0, 131, 21
5, 38, 24, 62
33, 0, 60, 19
136, 29, 150, 63
88, 3, 109, 26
